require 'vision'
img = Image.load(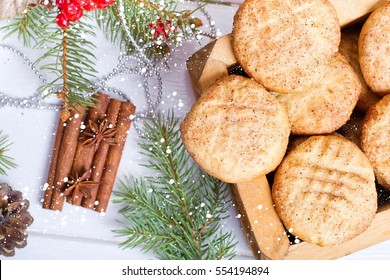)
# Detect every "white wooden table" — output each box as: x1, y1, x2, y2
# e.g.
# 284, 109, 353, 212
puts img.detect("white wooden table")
0, 1, 389, 260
